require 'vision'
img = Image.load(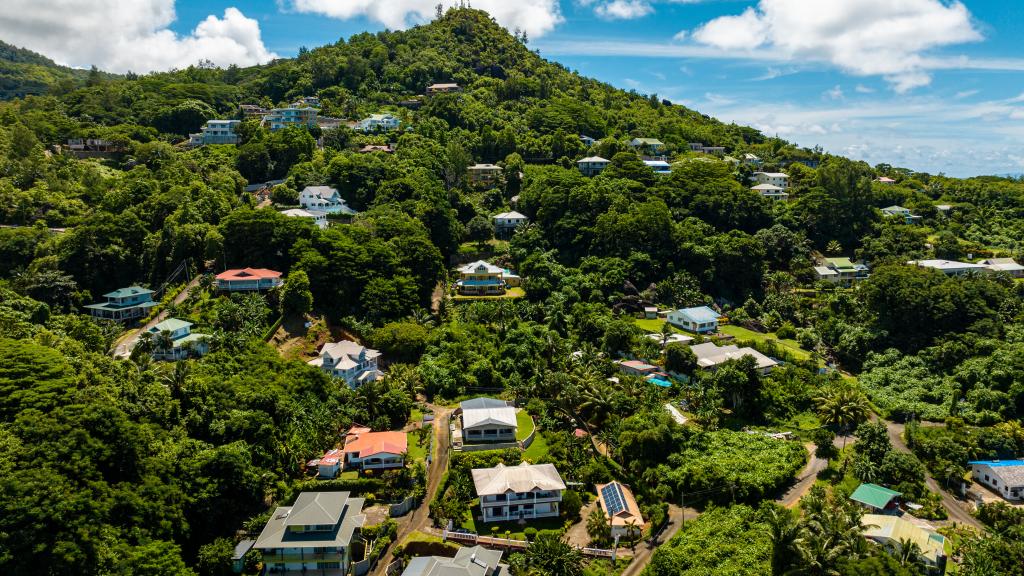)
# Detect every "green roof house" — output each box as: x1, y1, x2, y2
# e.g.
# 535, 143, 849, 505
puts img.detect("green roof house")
85, 286, 159, 322
850, 483, 901, 513
145, 318, 209, 361
629, 137, 665, 156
